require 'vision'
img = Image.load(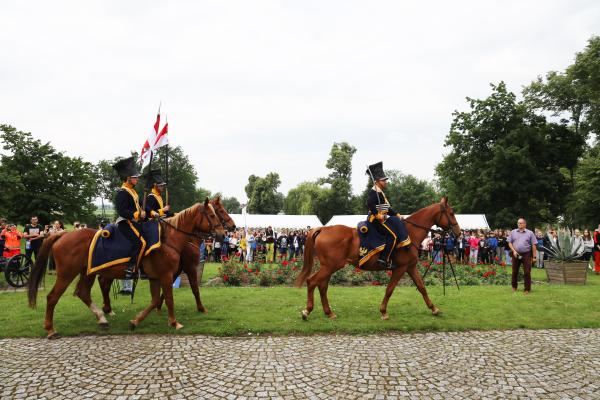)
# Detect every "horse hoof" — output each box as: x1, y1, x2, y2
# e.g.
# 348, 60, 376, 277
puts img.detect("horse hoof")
155, 308, 161, 313
328, 313, 337, 320
301, 310, 309, 321
109, 311, 116, 317
129, 320, 138, 330
432, 308, 441, 316
47, 332, 61, 340
199, 308, 208, 314
173, 322, 184, 330
98, 322, 110, 329
381, 314, 389, 321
